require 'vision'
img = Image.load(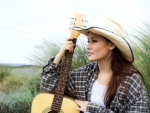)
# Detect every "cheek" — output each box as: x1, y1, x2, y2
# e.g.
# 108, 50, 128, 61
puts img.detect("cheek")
94, 43, 109, 56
